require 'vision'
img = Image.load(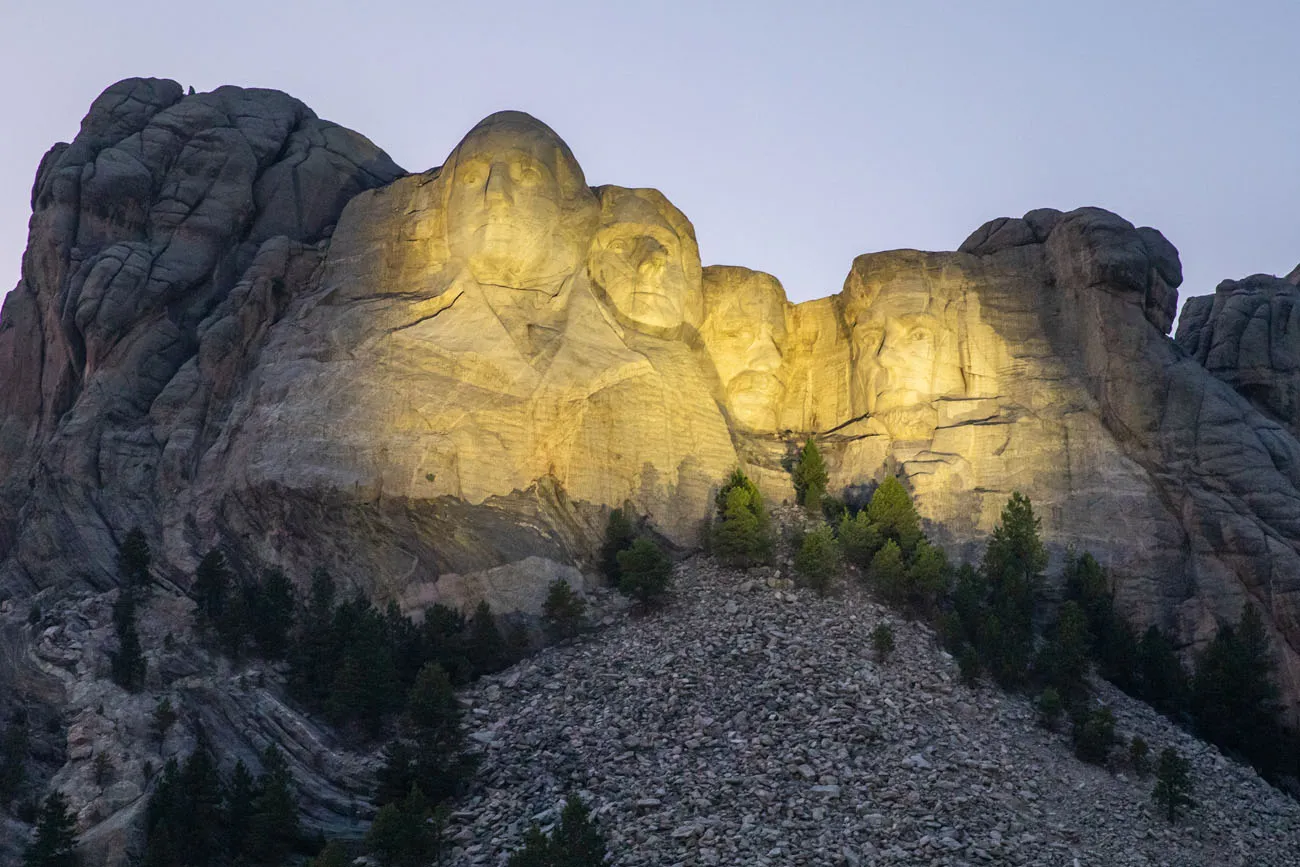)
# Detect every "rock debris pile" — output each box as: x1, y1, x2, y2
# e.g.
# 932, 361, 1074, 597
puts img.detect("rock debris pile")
451, 559, 1300, 866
